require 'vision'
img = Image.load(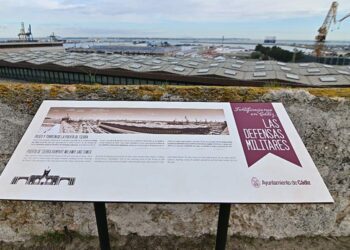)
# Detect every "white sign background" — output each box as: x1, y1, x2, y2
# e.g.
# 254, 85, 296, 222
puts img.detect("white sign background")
0, 101, 333, 203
